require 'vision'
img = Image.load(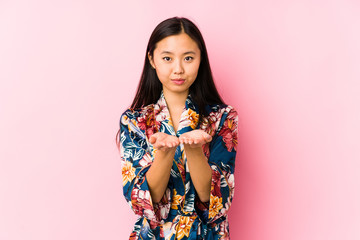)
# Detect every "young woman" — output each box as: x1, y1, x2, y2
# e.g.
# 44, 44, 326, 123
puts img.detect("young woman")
116, 16, 238, 240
